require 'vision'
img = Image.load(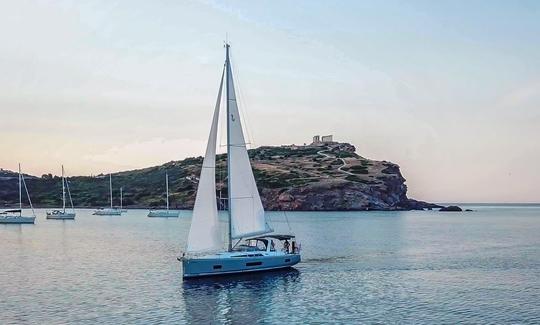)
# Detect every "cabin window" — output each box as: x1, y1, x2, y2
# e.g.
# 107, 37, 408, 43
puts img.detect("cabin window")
285, 259, 290, 262
246, 261, 262, 267
213, 265, 222, 269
